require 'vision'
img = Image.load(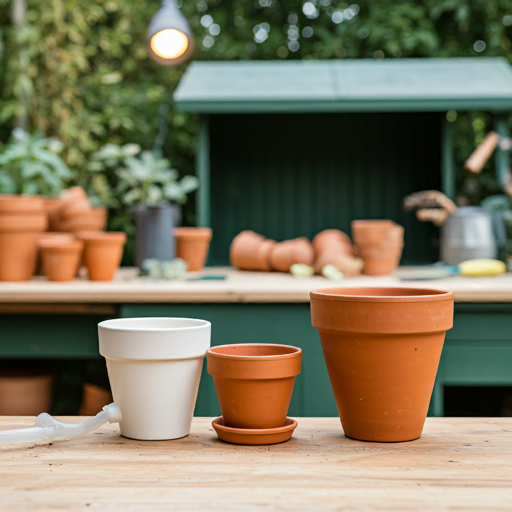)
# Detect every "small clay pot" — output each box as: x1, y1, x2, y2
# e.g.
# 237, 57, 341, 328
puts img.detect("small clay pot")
269, 238, 314, 272
77, 231, 126, 281
207, 343, 302, 429
0, 212, 48, 281
230, 231, 276, 271
39, 239, 83, 282
58, 207, 107, 233
78, 383, 113, 416
0, 369, 54, 416
37, 232, 76, 275
310, 287, 454, 442
358, 243, 404, 276
351, 220, 395, 246
313, 229, 356, 258
59, 187, 91, 220
174, 227, 212, 271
